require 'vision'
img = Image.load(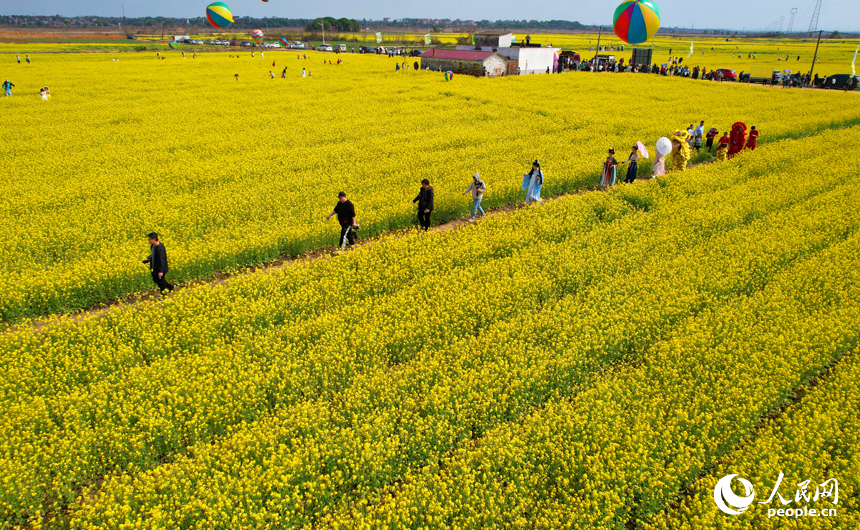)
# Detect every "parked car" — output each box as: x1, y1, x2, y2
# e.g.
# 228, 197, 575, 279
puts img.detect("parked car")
822, 74, 860, 90
359, 46, 373, 53
714, 68, 738, 81
318, 44, 333, 52
409, 49, 423, 57
240, 41, 255, 47
289, 42, 305, 49
230, 40, 239, 46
